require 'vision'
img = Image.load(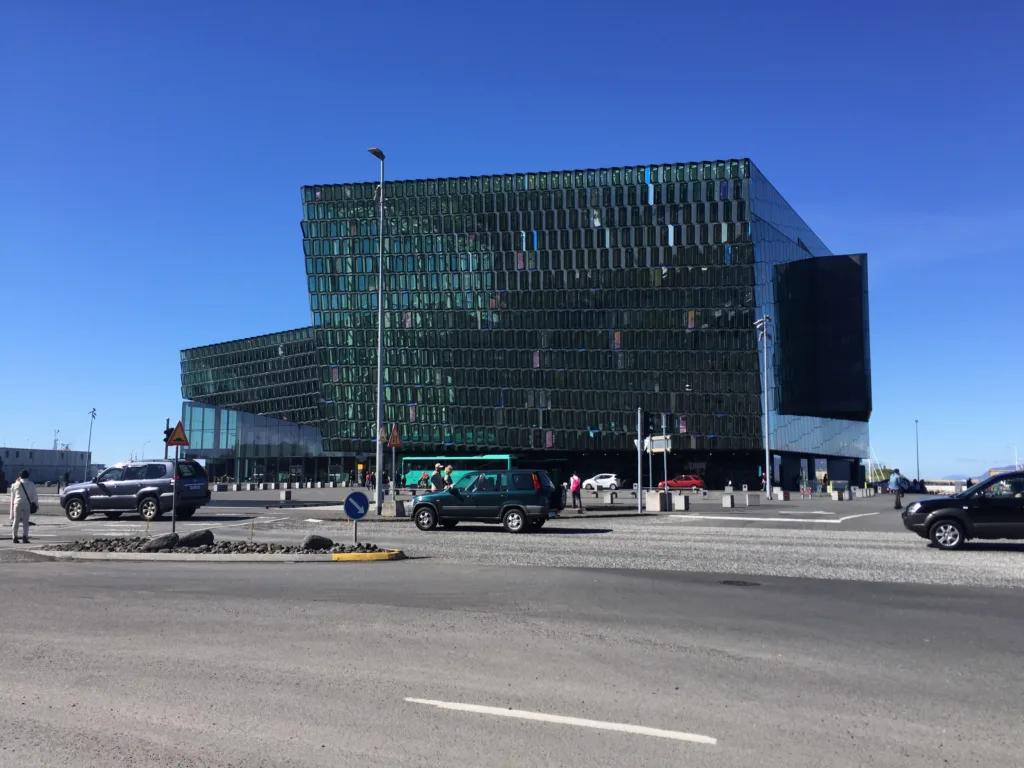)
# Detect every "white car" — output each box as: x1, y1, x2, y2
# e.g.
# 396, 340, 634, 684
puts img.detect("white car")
582, 473, 621, 491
